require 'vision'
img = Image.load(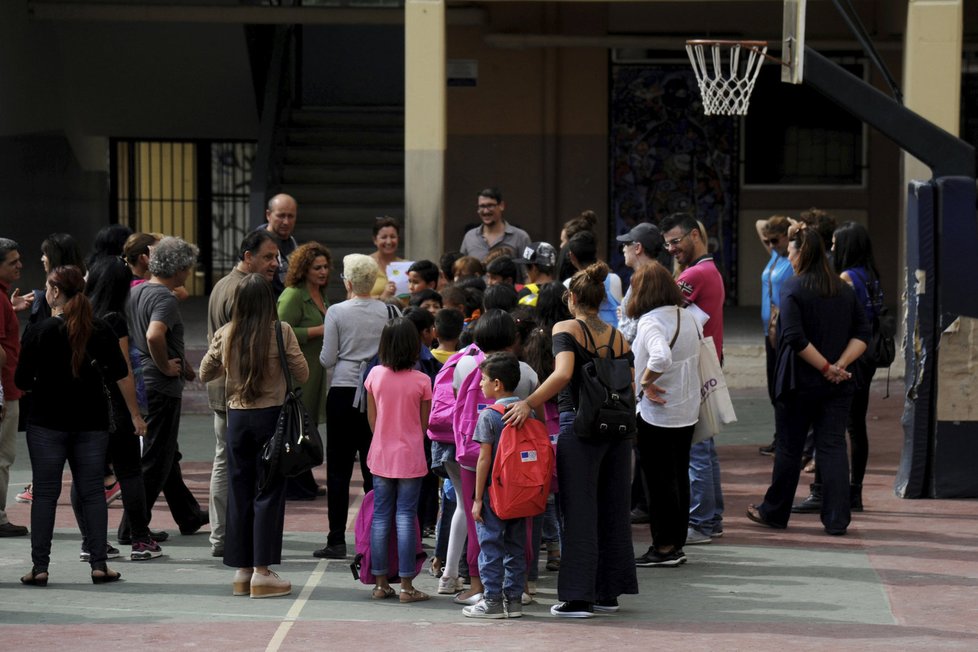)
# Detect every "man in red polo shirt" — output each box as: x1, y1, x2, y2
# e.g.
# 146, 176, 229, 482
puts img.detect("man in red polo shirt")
0, 238, 32, 536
